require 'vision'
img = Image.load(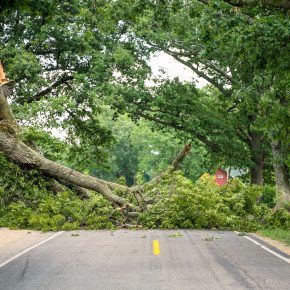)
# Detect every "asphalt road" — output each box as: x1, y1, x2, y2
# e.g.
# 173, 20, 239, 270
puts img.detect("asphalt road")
0, 230, 289, 290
